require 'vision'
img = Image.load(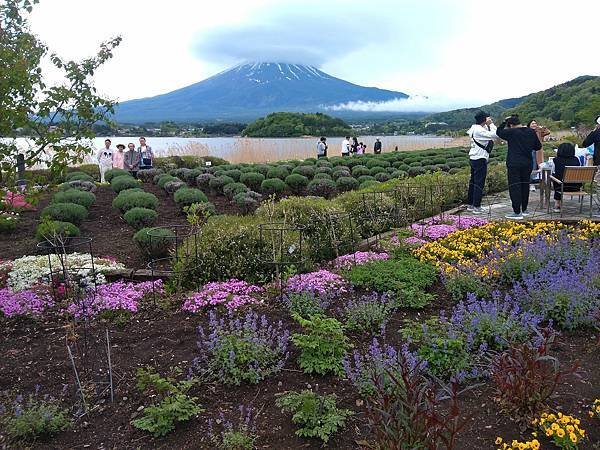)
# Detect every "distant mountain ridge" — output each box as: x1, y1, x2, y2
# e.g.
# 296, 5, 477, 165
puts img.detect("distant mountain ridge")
113, 62, 409, 123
